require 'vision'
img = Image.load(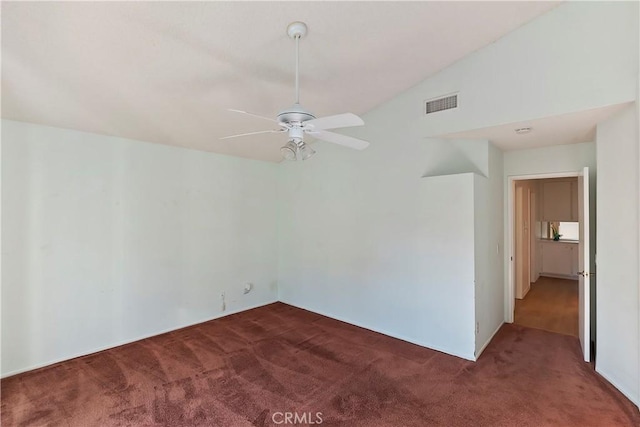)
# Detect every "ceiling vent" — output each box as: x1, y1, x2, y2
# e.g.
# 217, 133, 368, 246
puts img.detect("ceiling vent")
425, 93, 458, 115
